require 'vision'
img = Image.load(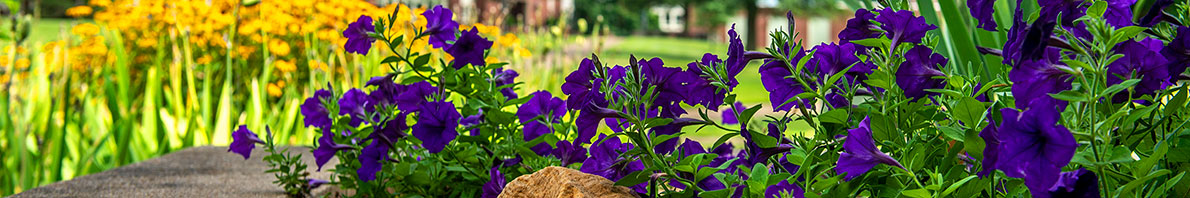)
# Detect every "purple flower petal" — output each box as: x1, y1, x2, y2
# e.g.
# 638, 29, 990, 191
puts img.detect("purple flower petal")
837, 116, 903, 181
301, 89, 335, 129
839, 9, 880, 42
1163, 27, 1190, 81
357, 140, 389, 181
342, 15, 376, 55
875, 8, 937, 46
447, 28, 494, 69
896, 45, 947, 101
1107, 38, 1170, 103
228, 125, 263, 159
423, 5, 458, 49
968, 0, 998, 31
338, 89, 371, 127
551, 140, 588, 166
992, 101, 1077, 195
412, 101, 461, 153
481, 166, 507, 198
1046, 168, 1100, 197
765, 180, 804, 198
721, 102, 745, 124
